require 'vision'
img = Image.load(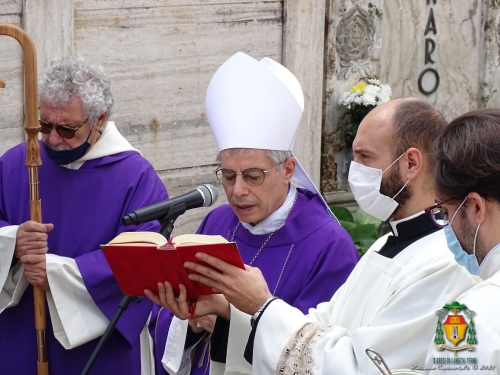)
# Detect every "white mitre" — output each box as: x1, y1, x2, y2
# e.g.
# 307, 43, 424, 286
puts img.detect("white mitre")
205, 52, 334, 218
